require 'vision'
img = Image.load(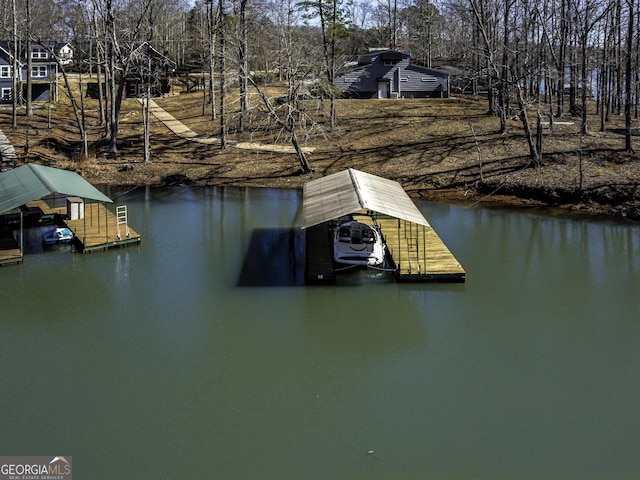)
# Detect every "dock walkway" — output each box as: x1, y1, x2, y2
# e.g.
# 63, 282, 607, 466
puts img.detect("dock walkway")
304, 214, 465, 283
53, 203, 141, 252
377, 216, 465, 282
